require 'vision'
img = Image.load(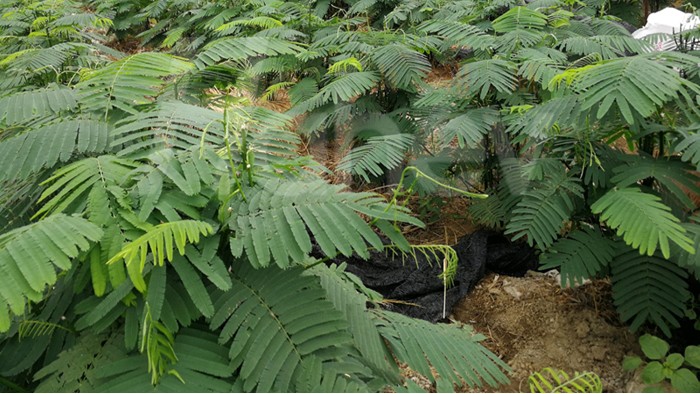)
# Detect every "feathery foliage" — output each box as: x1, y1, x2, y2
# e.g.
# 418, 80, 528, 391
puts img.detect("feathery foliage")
505, 171, 583, 250
0, 86, 77, 125
107, 220, 213, 292
556, 53, 697, 124
0, 215, 101, 331
458, 59, 519, 99
372, 44, 431, 90
194, 37, 303, 68
209, 264, 356, 392
376, 310, 510, 389
227, 178, 421, 268
78, 53, 194, 116
610, 155, 700, 211
3, 0, 700, 391
539, 229, 618, 287
34, 333, 128, 392
0, 119, 111, 182
591, 187, 695, 258
528, 368, 602, 393
675, 131, 700, 171
338, 134, 415, 181
611, 250, 692, 336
